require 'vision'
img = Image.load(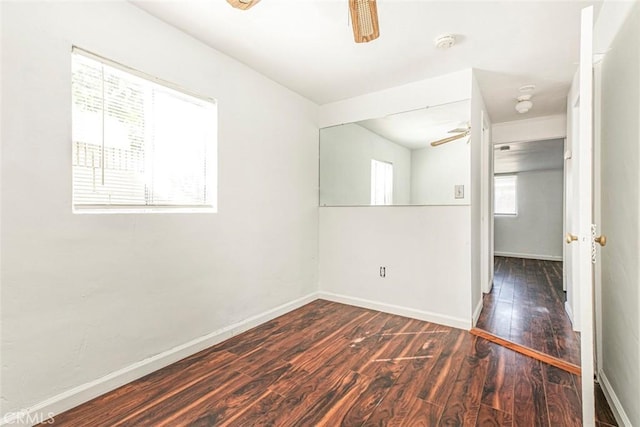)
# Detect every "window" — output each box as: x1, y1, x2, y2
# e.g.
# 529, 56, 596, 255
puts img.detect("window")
371, 159, 393, 205
71, 48, 217, 213
494, 175, 517, 215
